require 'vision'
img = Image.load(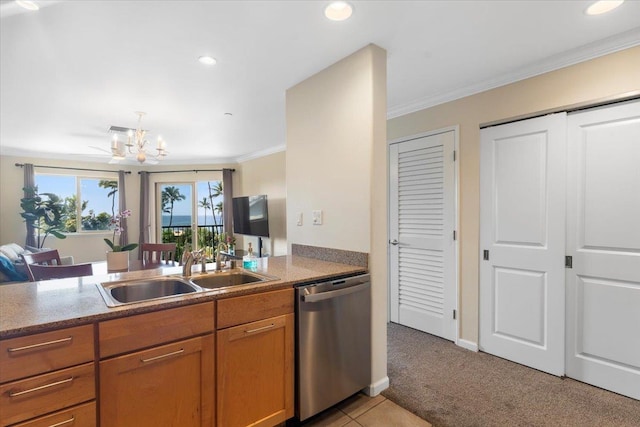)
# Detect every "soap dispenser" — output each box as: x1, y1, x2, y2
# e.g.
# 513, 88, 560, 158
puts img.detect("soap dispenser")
243, 242, 257, 270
